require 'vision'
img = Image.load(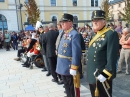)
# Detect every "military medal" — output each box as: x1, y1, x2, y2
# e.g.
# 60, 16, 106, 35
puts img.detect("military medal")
101, 34, 105, 38
63, 50, 66, 53
101, 38, 105, 41
63, 43, 68, 47
67, 34, 72, 40
99, 44, 101, 47
93, 43, 96, 47
64, 34, 68, 40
